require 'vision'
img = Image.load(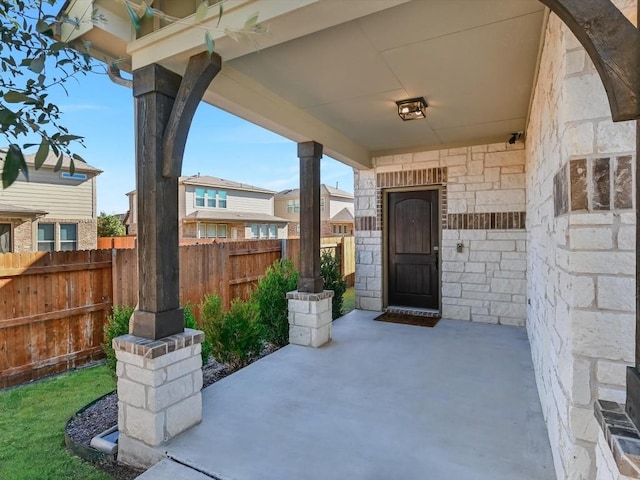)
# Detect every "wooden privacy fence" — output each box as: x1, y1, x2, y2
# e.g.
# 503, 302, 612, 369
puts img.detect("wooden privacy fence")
0, 237, 355, 388
97, 236, 137, 249
0, 250, 112, 388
